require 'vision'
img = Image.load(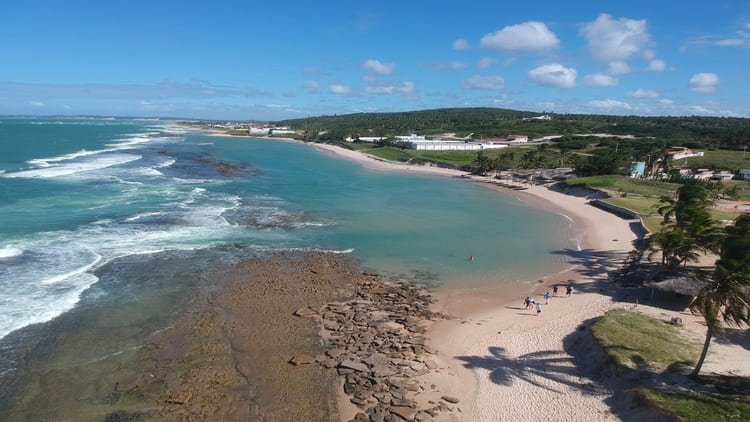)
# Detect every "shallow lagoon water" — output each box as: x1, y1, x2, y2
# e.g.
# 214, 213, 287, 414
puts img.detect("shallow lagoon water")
0, 118, 572, 341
